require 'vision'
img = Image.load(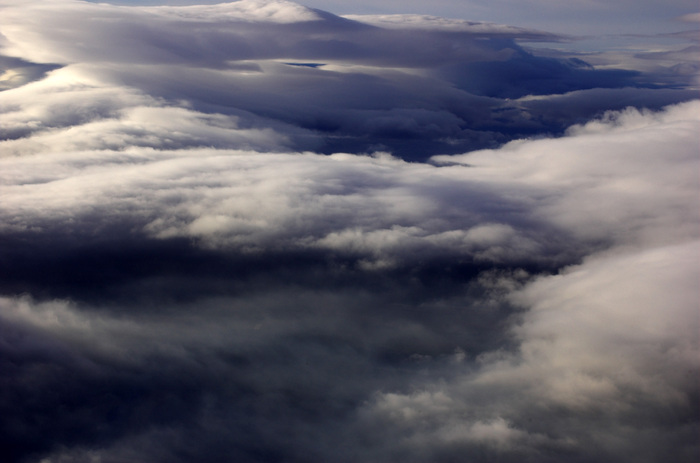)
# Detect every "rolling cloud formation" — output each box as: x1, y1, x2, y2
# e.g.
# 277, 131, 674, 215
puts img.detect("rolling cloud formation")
0, 1, 698, 462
